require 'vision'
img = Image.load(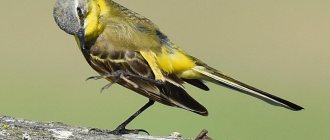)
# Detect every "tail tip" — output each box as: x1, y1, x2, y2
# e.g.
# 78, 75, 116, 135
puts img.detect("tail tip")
287, 103, 304, 111
194, 110, 209, 116
291, 106, 304, 111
